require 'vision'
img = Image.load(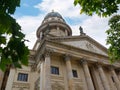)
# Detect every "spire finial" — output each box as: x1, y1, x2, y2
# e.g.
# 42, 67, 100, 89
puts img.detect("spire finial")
79, 26, 86, 35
